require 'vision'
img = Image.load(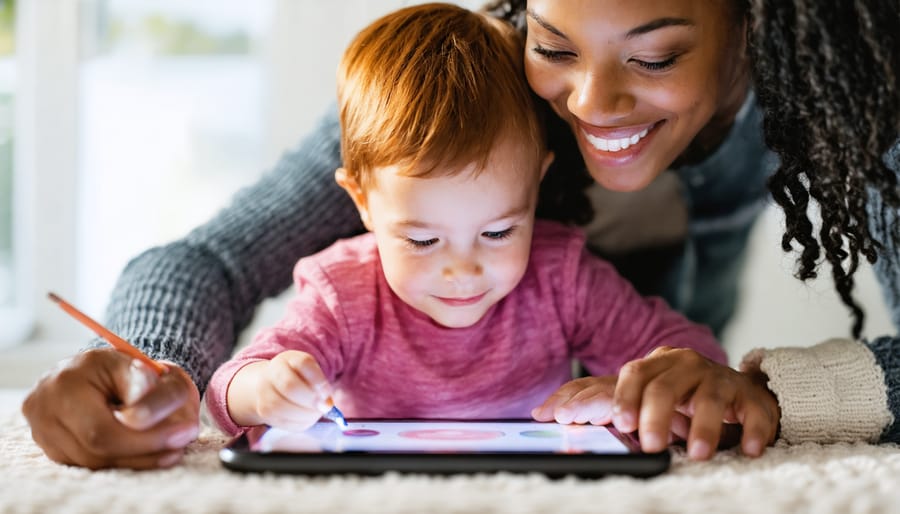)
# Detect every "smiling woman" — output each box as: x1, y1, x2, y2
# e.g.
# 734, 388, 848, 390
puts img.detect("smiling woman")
522, 0, 749, 192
